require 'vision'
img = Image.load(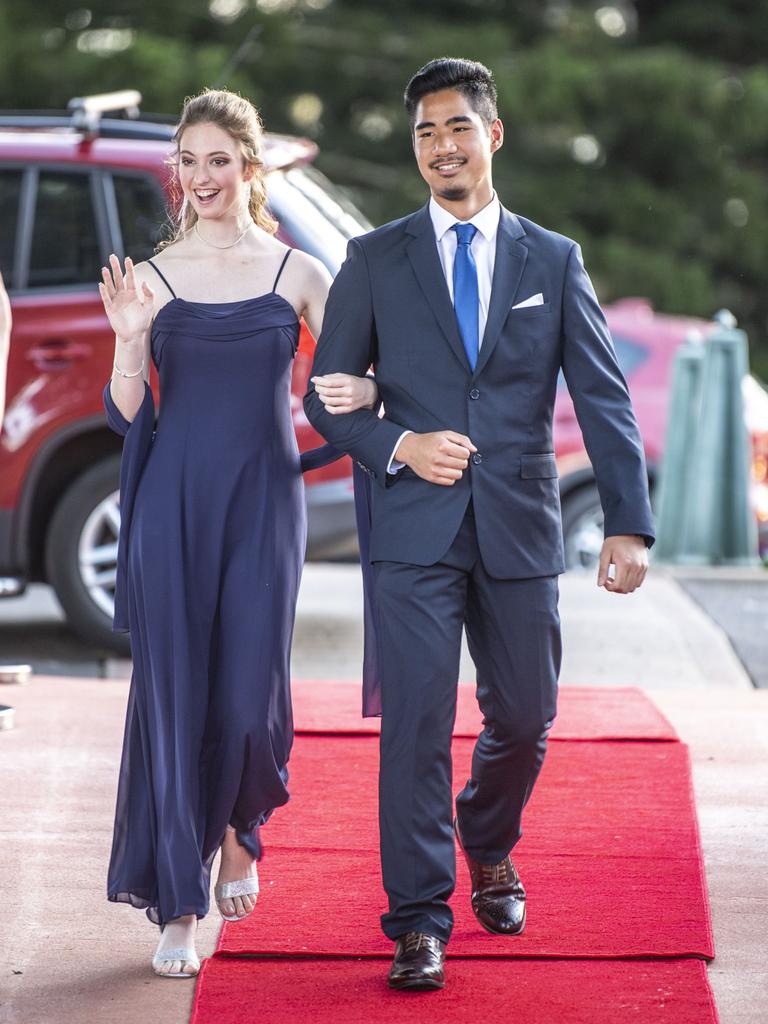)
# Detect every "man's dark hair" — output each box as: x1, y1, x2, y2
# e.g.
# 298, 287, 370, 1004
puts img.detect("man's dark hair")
404, 58, 498, 131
